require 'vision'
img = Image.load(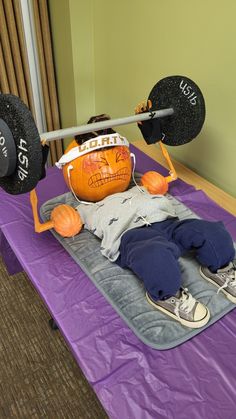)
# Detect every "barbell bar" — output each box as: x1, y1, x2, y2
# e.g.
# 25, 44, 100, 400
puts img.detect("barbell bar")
40, 108, 174, 142
0, 75, 206, 195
